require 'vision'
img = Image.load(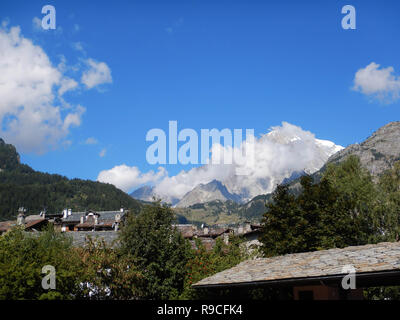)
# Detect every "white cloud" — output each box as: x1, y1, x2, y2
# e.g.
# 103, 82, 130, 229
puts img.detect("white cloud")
98, 122, 343, 201
58, 77, 78, 96
353, 62, 400, 103
99, 148, 107, 158
98, 165, 167, 192
0, 24, 85, 154
32, 17, 42, 31
81, 58, 112, 89
84, 137, 98, 145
